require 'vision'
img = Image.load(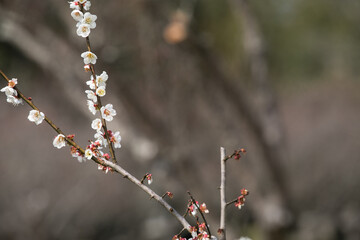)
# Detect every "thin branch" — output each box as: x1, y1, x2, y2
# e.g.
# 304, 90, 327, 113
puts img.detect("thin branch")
0, 70, 192, 234
219, 147, 226, 240
187, 191, 212, 237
